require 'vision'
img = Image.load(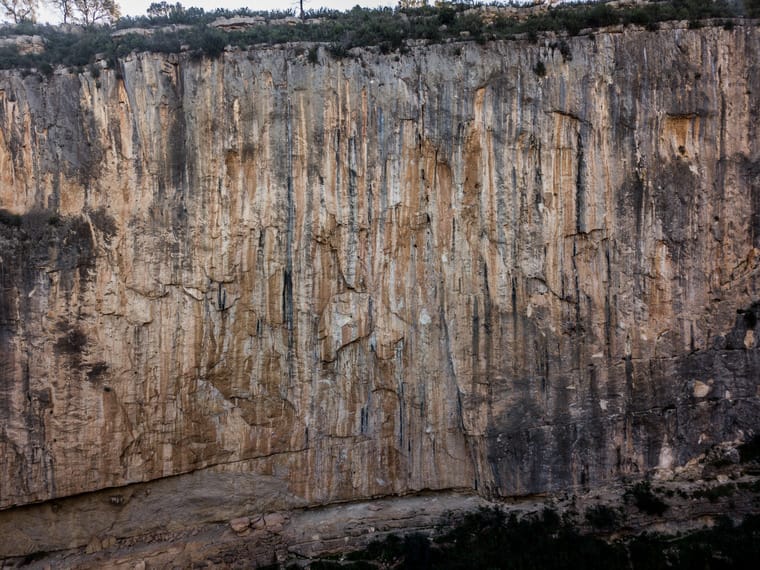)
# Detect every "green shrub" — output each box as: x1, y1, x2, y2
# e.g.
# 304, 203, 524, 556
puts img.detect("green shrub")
739, 435, 760, 462
625, 481, 669, 516
38, 62, 54, 76
738, 479, 760, 492
307, 45, 319, 64
586, 4, 619, 28
557, 39, 572, 61
327, 42, 350, 59
746, 0, 760, 17
585, 505, 619, 529
0, 209, 22, 227
196, 28, 226, 58
693, 483, 736, 503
